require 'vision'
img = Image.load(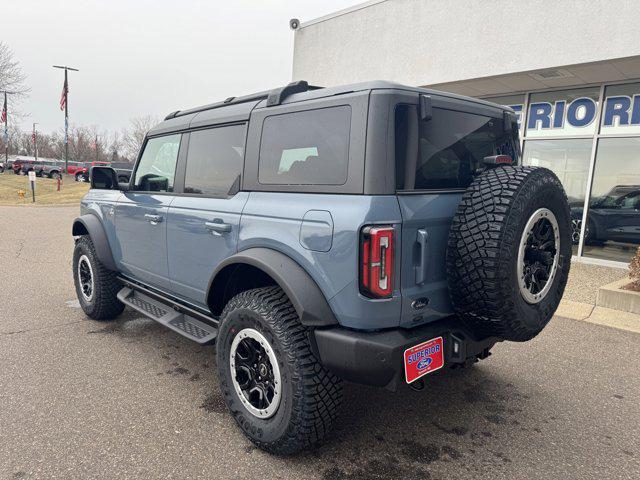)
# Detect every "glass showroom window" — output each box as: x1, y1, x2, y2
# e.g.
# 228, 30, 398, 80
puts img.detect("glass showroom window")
520, 86, 602, 258
522, 139, 592, 255
583, 138, 640, 262
581, 82, 640, 262
526, 87, 600, 139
